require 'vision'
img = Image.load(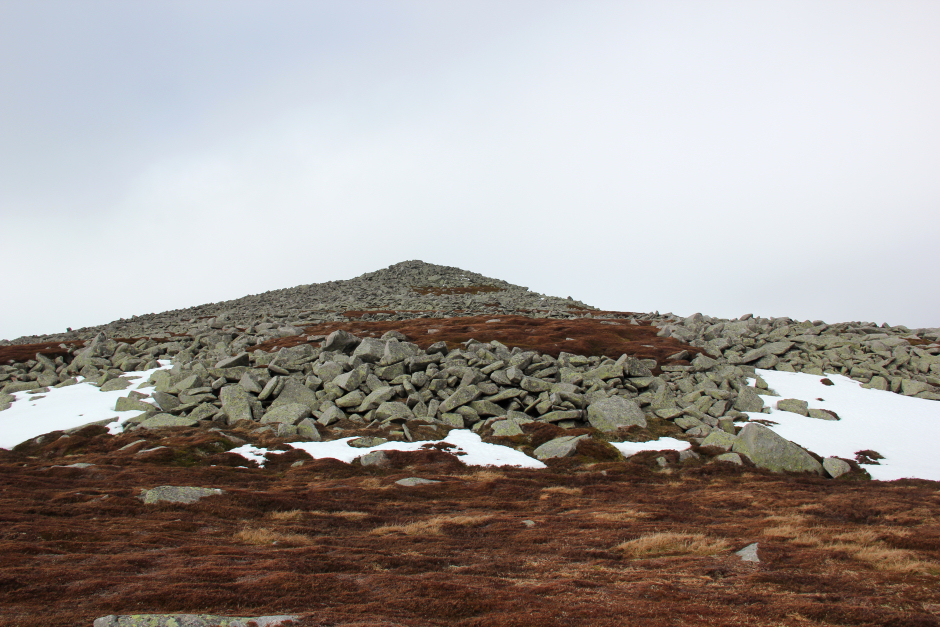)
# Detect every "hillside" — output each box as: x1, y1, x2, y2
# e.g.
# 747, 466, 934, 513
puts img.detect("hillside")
1, 260, 939, 627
